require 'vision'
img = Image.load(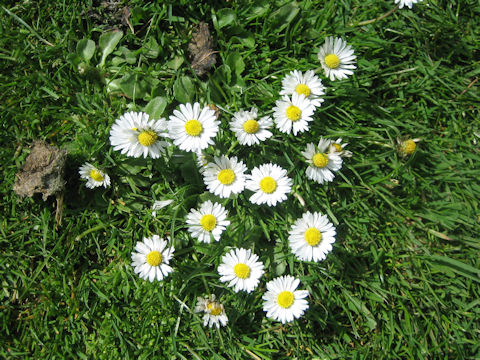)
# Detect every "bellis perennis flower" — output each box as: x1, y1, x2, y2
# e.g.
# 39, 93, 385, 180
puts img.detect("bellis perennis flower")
318, 37, 356, 81
262, 275, 309, 324
109, 111, 169, 158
